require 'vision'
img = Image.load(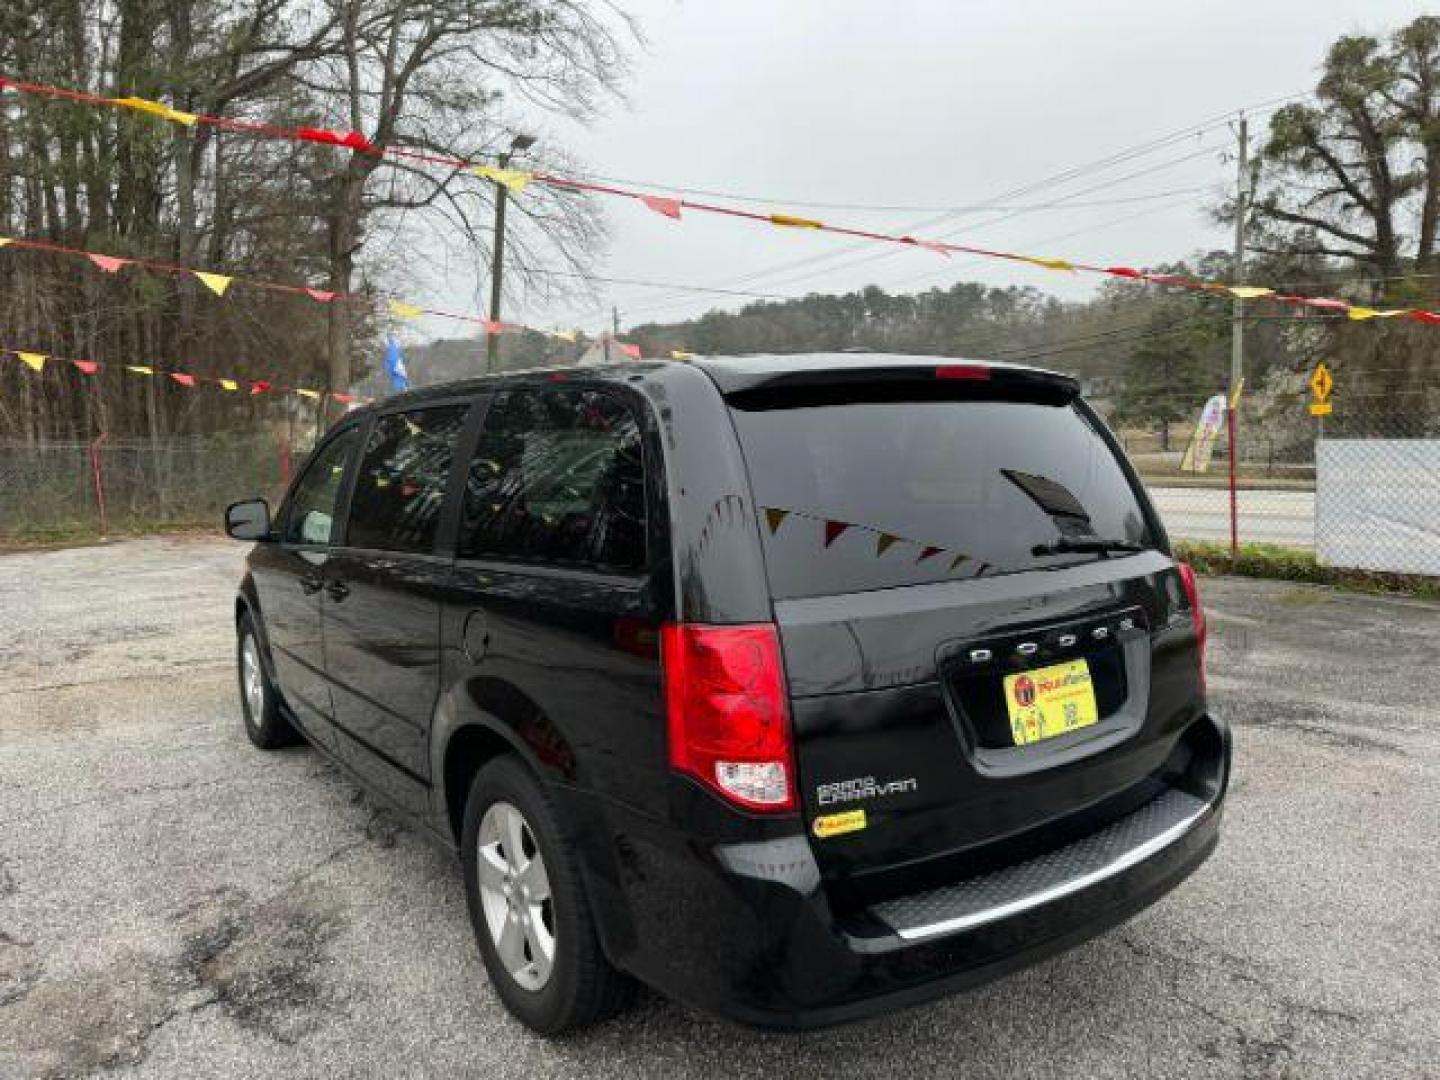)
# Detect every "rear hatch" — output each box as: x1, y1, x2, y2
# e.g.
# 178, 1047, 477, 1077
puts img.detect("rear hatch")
724, 364, 1206, 912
